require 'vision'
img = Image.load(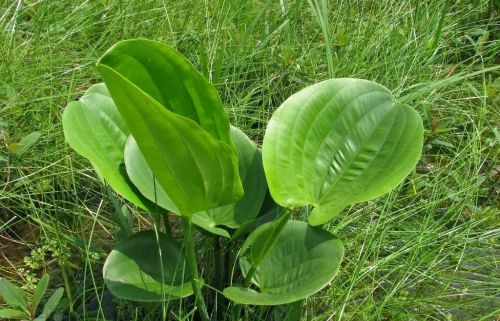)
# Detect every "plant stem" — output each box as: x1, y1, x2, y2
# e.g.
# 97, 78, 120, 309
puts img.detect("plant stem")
232, 208, 292, 319
152, 222, 167, 320
243, 207, 291, 287
106, 184, 131, 239
226, 245, 237, 287
213, 235, 224, 289
182, 216, 210, 321
213, 235, 225, 320
60, 264, 74, 314
152, 176, 172, 237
